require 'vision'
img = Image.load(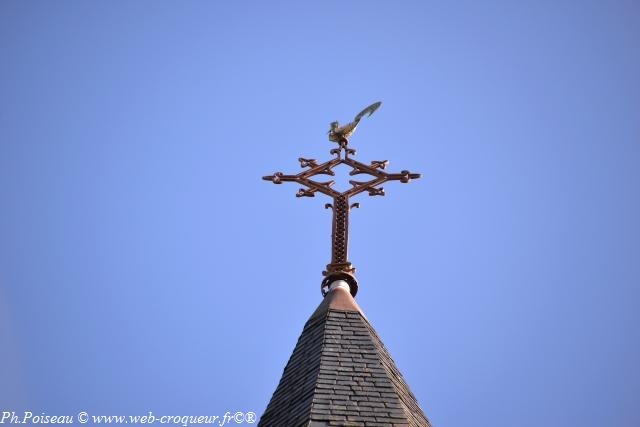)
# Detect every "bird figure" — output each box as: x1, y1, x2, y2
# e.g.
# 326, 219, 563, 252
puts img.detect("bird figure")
328, 101, 382, 148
